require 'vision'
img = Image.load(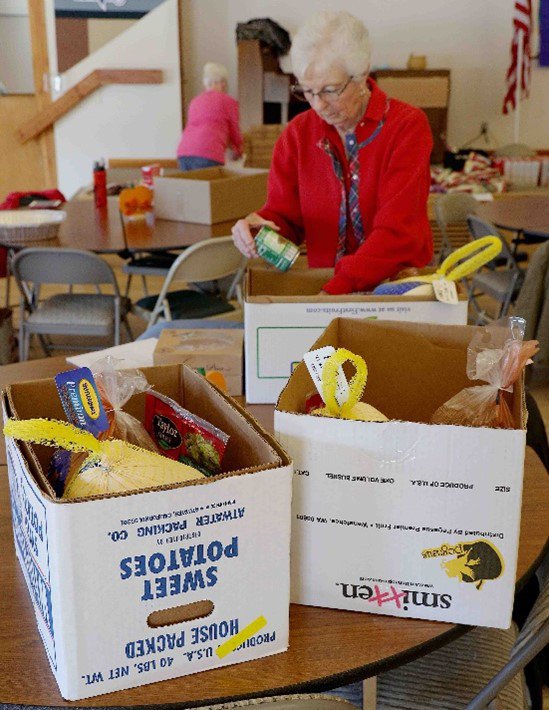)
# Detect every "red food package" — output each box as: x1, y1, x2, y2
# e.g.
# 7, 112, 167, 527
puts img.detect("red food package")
304, 391, 324, 414
144, 391, 229, 476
